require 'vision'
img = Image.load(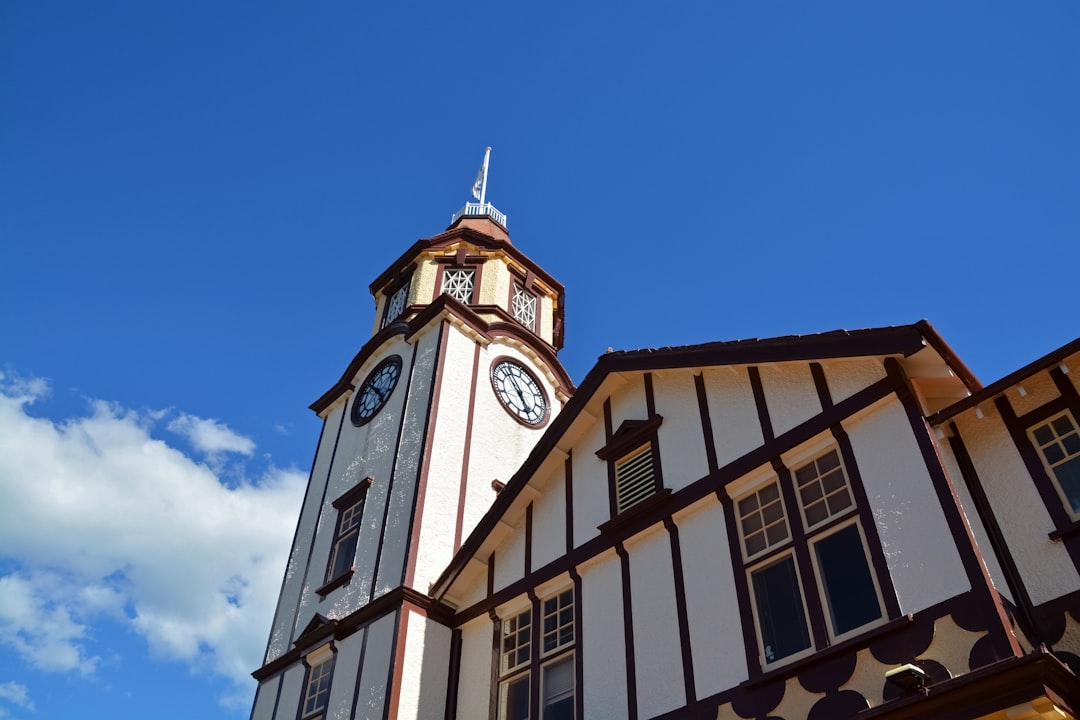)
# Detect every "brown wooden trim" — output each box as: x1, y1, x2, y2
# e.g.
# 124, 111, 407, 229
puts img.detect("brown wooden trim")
695, 373, 719, 473
913, 319, 983, 393
444, 628, 462, 720
1049, 520, 1080, 542
332, 477, 373, 510
524, 504, 533, 575
948, 422, 1041, 647
834, 426, 902, 618
314, 570, 354, 598
486, 611, 499, 720
564, 452, 574, 553
616, 543, 639, 720
570, 567, 584, 720
855, 650, 1078, 720
487, 552, 495, 599
748, 366, 774, 442
311, 293, 574, 415
928, 336, 1080, 425
440, 375, 902, 617
454, 341, 483, 553
527, 590, 541, 719
644, 372, 656, 417
716, 488, 763, 676
253, 586, 451, 680
432, 255, 485, 305
598, 489, 673, 535
664, 516, 696, 705
383, 608, 407, 720
595, 415, 664, 461
810, 362, 833, 409
885, 358, 1022, 659
604, 399, 616, 519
